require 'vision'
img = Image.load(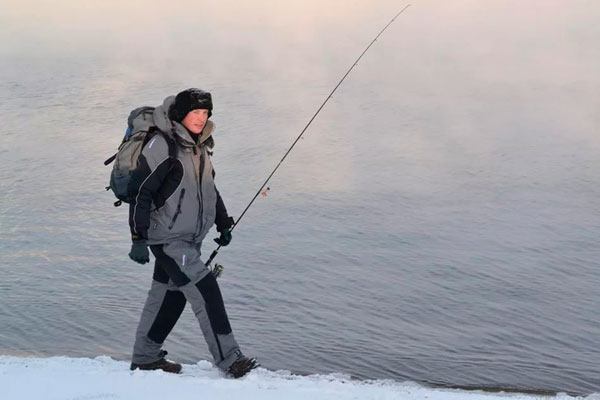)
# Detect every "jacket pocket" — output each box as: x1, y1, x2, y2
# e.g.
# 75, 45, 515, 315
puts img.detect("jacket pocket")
168, 188, 186, 230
